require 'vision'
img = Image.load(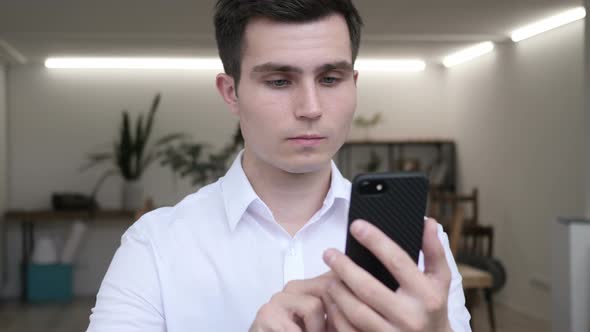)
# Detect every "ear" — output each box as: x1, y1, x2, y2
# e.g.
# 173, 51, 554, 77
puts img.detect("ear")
216, 73, 239, 116
353, 70, 359, 86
